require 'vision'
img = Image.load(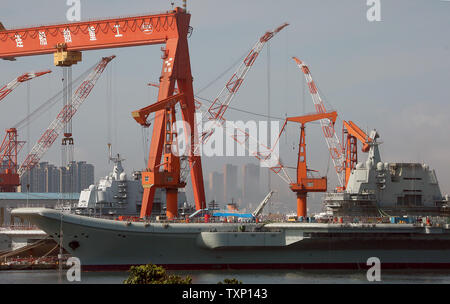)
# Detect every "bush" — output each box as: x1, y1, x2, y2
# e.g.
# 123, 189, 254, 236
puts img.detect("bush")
218, 278, 243, 284
123, 264, 192, 284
